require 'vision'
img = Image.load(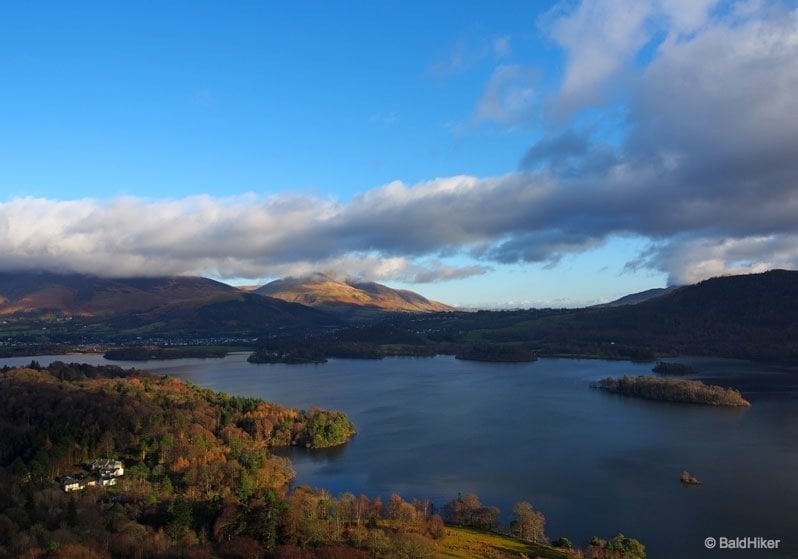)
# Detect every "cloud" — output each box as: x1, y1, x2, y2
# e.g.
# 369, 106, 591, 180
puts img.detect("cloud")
543, 0, 653, 116
258, 255, 491, 285
658, 0, 721, 34
541, 0, 724, 118
475, 65, 539, 124
628, 234, 798, 285
427, 34, 513, 76
526, 0, 798, 282
0, 192, 499, 283
2, 1, 796, 291
520, 130, 618, 177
